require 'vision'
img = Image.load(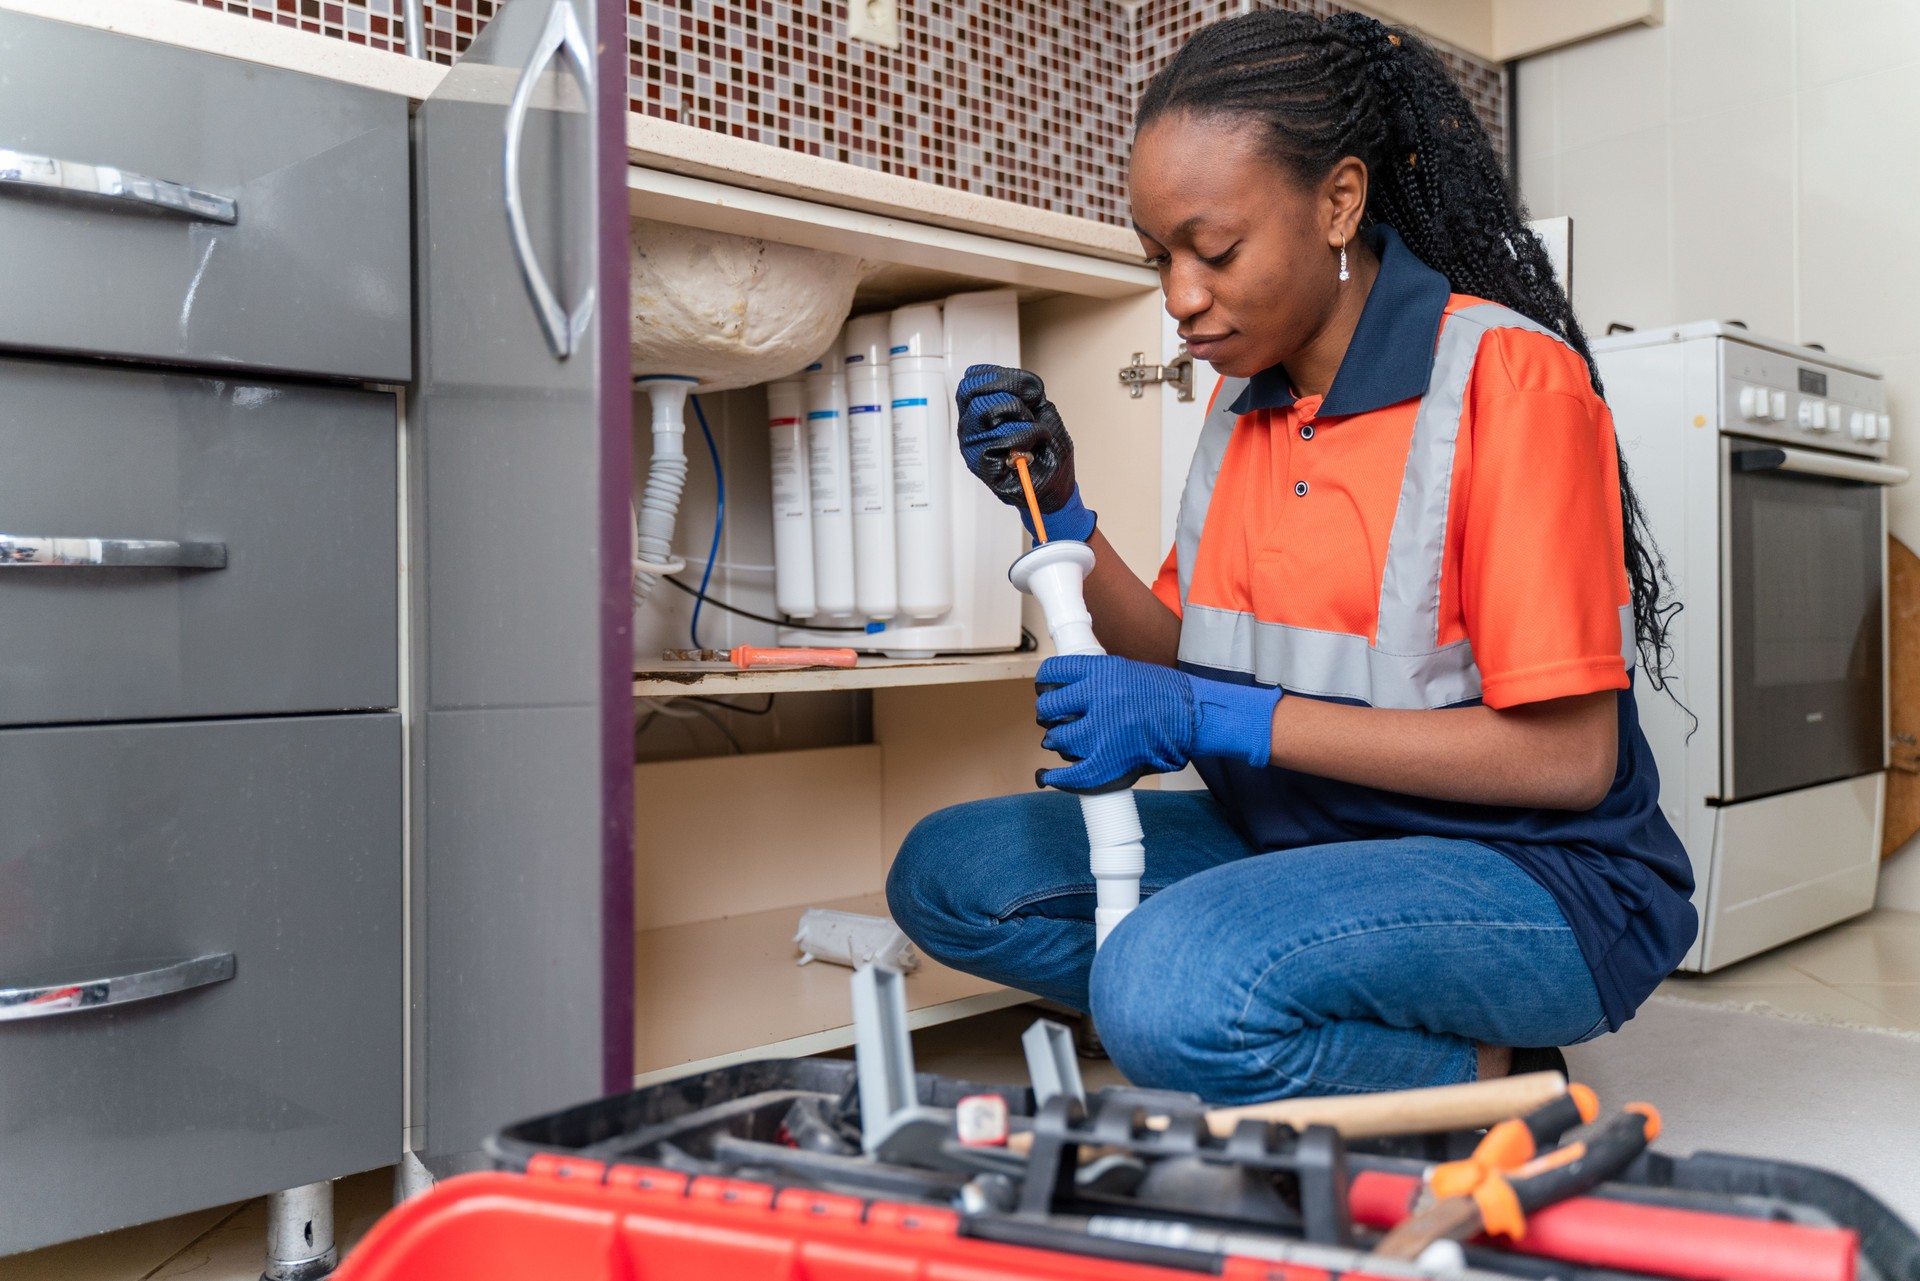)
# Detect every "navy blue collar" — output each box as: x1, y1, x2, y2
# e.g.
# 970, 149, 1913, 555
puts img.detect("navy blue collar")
1228, 225, 1451, 418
